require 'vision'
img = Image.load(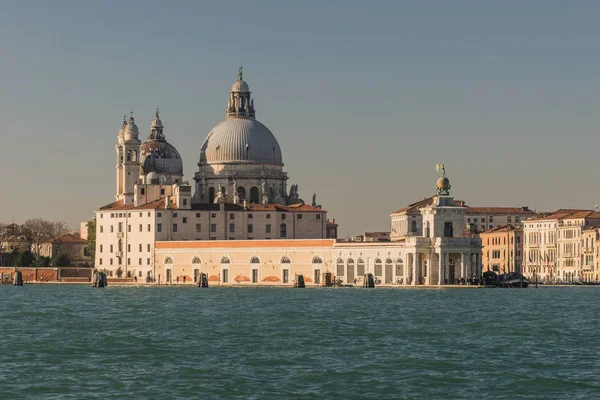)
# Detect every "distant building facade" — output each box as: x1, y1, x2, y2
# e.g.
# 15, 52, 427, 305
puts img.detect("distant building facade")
480, 225, 523, 274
